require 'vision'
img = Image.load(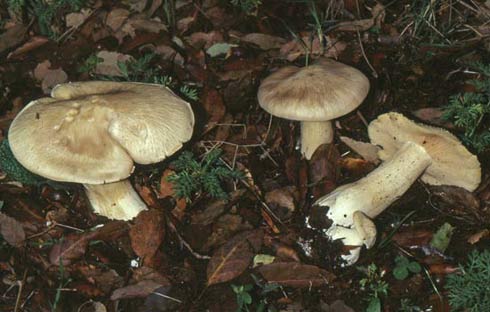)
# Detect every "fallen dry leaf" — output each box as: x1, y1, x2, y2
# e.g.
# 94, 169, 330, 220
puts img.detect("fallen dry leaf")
279, 35, 346, 62
309, 144, 340, 199
106, 8, 130, 31
201, 87, 226, 126
0, 24, 27, 54
412, 107, 454, 128
265, 186, 297, 220
207, 229, 264, 285
240, 33, 286, 50
111, 280, 164, 301
94, 50, 132, 77
0, 213, 25, 247
339, 136, 380, 164
467, 229, 489, 244
187, 31, 224, 50
129, 210, 165, 266
66, 9, 92, 28
258, 262, 335, 288
338, 157, 376, 177
33, 60, 68, 94
7, 36, 49, 60
49, 232, 97, 266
